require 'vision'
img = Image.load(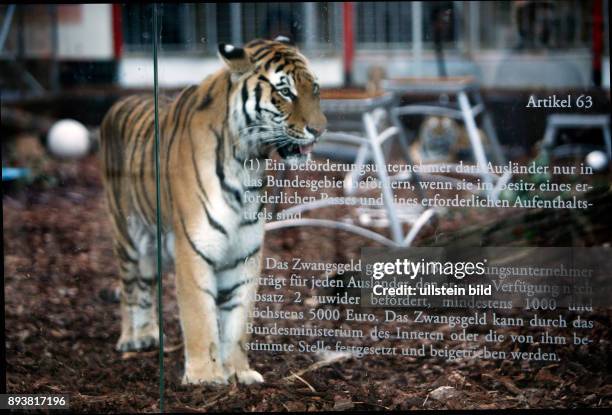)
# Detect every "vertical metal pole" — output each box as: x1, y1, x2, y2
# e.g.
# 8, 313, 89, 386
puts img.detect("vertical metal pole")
363, 112, 403, 244
205, 3, 217, 55
592, 0, 603, 86
390, 2, 400, 45
343, 2, 354, 86
230, 2, 242, 46
604, 0, 609, 56
325, 2, 332, 46
334, 2, 343, 50
468, 0, 479, 54
17, 4, 25, 97
412, 1, 422, 77
49, 4, 59, 92
17, 4, 24, 58
243, 3, 253, 42
0, 4, 16, 53
453, 1, 464, 52
182, 3, 196, 50
574, 0, 582, 46
375, 2, 385, 44
362, 3, 372, 44
152, 4, 165, 413
458, 90, 491, 188
304, 2, 317, 51
474, 90, 506, 165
